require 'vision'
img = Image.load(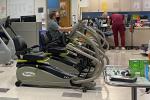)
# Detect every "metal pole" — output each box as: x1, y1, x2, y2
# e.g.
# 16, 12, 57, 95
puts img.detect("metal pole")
131, 31, 133, 49
131, 87, 137, 100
